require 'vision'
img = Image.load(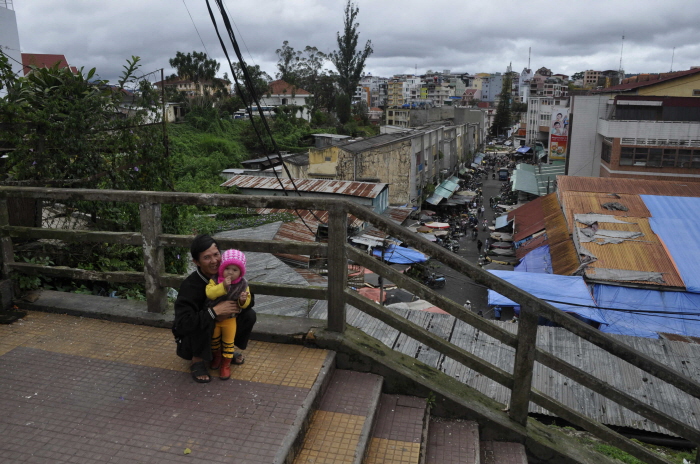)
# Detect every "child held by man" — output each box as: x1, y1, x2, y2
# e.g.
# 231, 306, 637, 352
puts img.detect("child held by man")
206, 249, 252, 380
